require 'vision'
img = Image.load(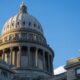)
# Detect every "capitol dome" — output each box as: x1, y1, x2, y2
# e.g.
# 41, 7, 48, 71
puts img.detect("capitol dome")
2, 2, 43, 35
0, 2, 54, 79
